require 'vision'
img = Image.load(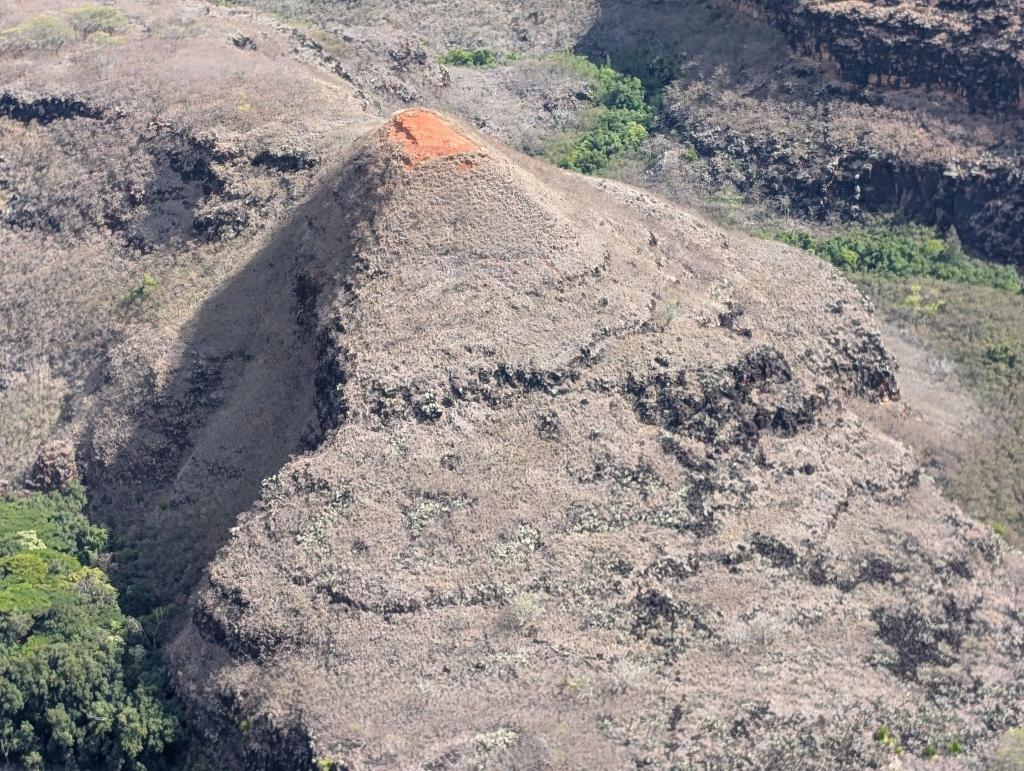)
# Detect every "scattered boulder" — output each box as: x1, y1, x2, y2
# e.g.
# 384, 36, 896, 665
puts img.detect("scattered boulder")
27, 439, 78, 492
